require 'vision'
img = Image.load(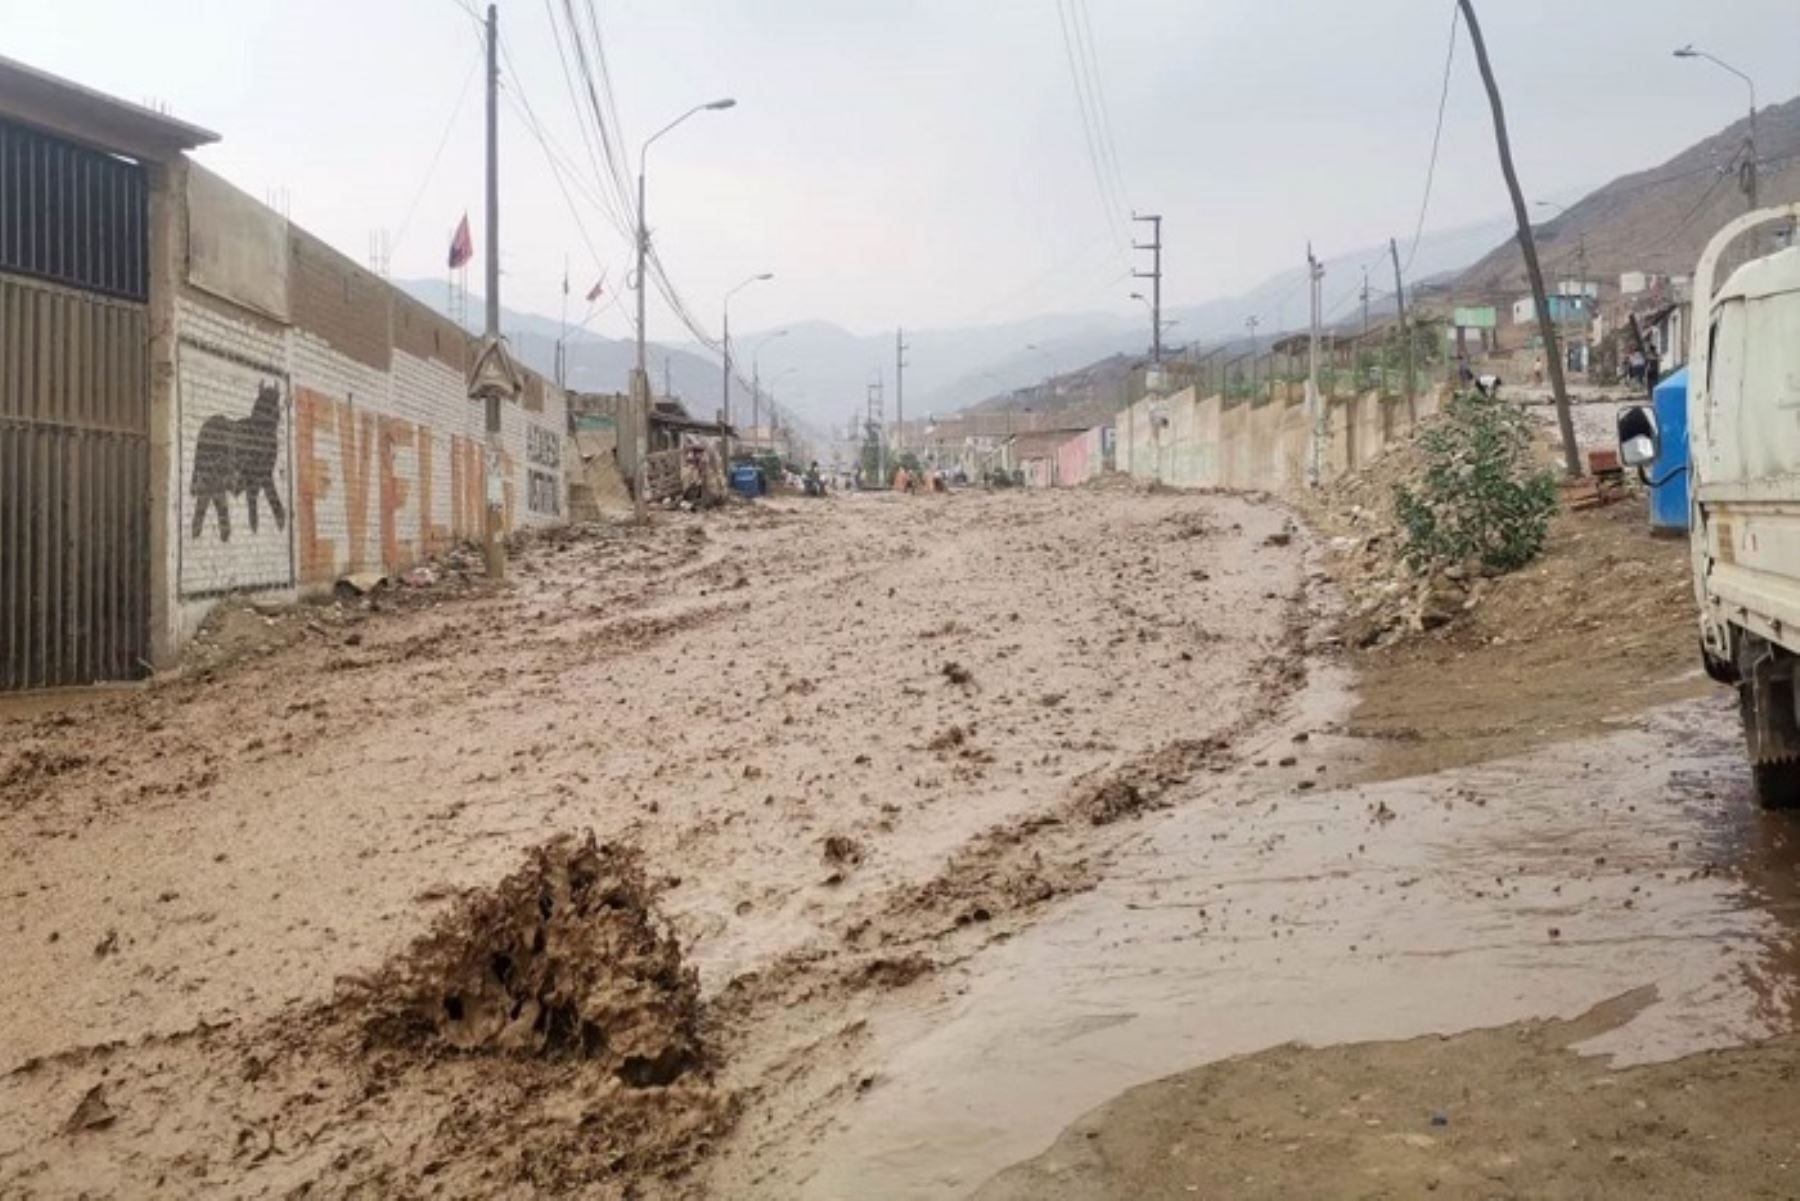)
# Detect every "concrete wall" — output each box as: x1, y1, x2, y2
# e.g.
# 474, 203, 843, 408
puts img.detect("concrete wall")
163, 161, 567, 654
1053, 427, 1105, 487
1113, 385, 1444, 492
